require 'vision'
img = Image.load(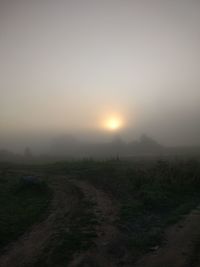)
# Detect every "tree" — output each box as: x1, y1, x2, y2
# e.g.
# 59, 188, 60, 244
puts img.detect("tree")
24, 147, 33, 158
